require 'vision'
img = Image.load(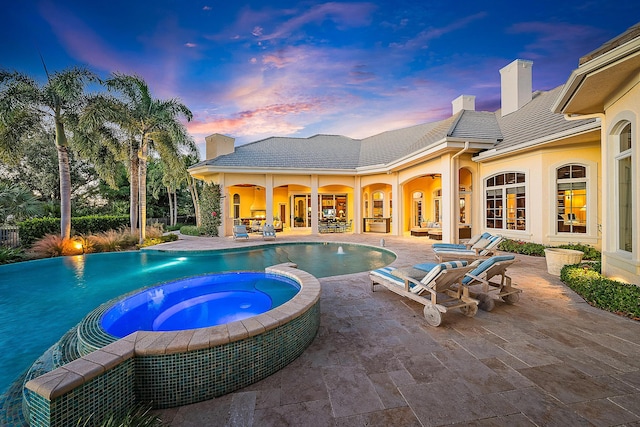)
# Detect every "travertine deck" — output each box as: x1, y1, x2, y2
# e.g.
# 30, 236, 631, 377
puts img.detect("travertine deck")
154, 231, 640, 427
